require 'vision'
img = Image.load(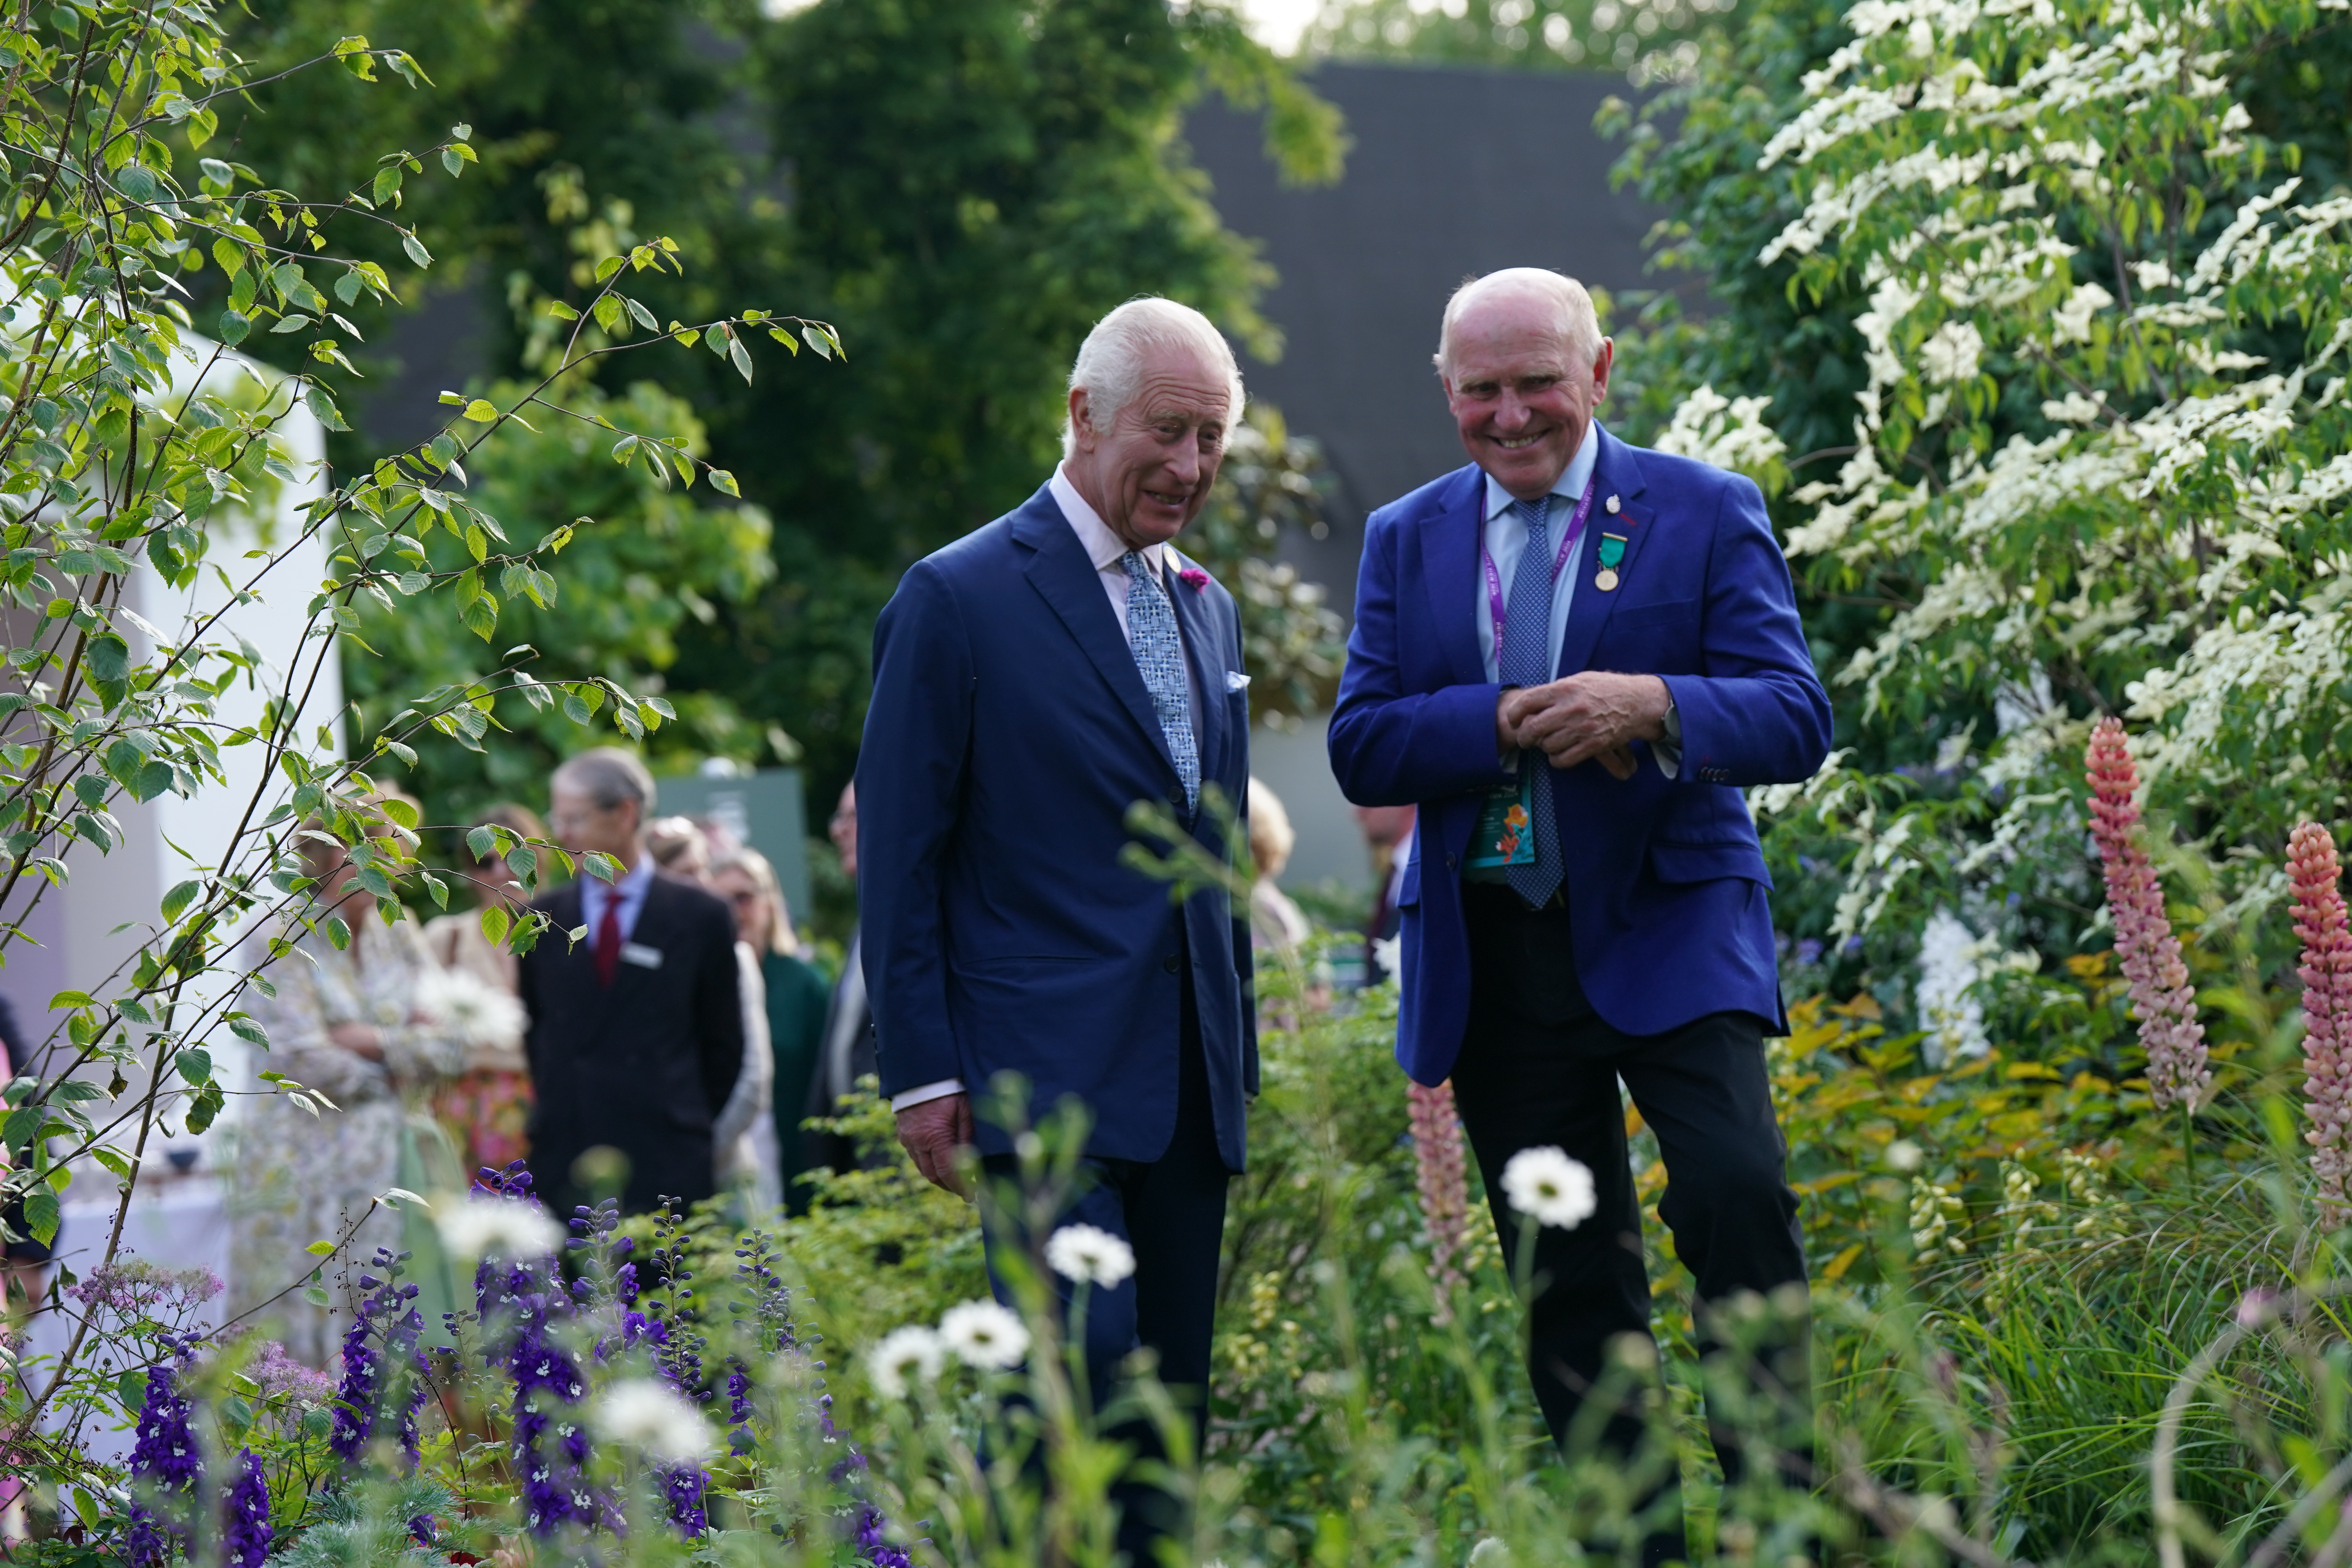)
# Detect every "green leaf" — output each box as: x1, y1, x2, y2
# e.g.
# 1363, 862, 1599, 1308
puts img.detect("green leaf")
466, 824, 499, 860
402, 231, 432, 269
305, 1239, 337, 1256
480, 903, 510, 946
547, 300, 579, 321
270, 313, 312, 334
161, 879, 200, 923
730, 335, 754, 384
708, 468, 740, 498
175, 1048, 212, 1085
463, 399, 499, 423
217, 307, 251, 347
801, 323, 834, 360
22, 1186, 56, 1244
323, 915, 350, 951
47, 989, 93, 1010
378, 796, 419, 830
